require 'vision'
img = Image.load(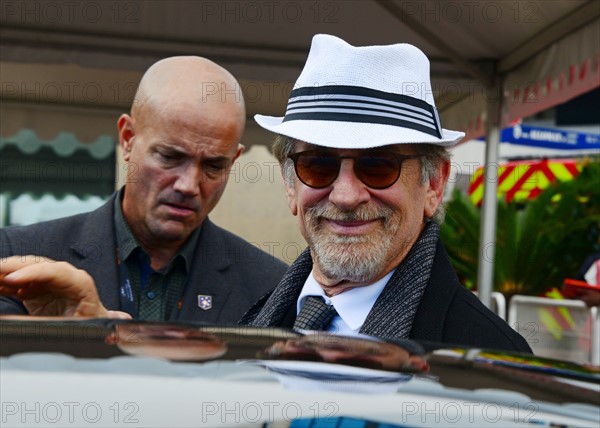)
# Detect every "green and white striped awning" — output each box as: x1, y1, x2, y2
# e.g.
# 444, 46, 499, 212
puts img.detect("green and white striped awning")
0, 128, 116, 198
